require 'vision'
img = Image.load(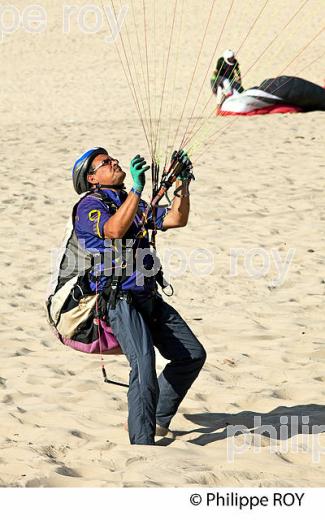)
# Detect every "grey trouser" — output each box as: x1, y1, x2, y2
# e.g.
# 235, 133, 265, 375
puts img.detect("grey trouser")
108, 294, 206, 445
